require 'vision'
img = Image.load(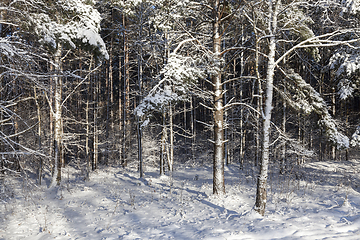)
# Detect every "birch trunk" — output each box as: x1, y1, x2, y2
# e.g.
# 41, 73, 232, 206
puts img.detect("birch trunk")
254, 1, 278, 216
51, 46, 62, 187
212, 0, 225, 195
